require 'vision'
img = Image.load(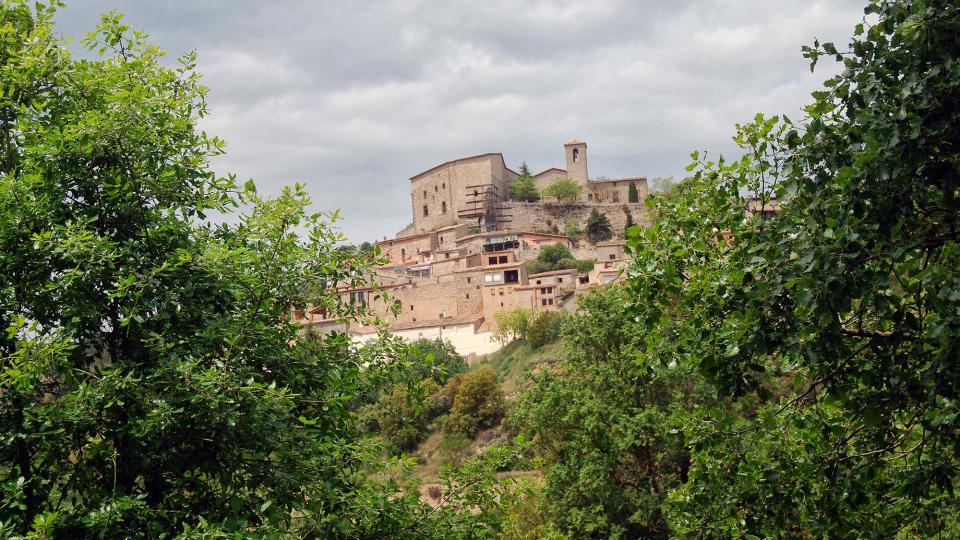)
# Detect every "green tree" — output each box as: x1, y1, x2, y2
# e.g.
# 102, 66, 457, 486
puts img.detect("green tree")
627, 181, 639, 203
0, 6, 482, 537
623, 206, 635, 236
543, 177, 581, 203
510, 287, 709, 537
509, 174, 540, 202
563, 217, 581, 241
622, 1, 960, 536
585, 209, 613, 243
518, 161, 532, 177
